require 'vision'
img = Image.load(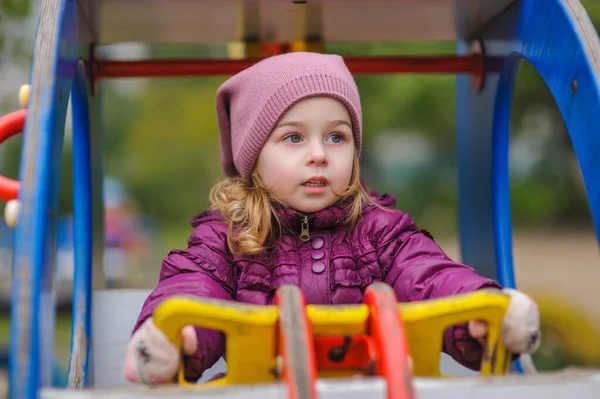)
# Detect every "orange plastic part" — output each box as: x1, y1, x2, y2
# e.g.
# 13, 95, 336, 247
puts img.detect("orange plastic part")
274, 283, 416, 398
275, 286, 318, 399
363, 284, 415, 399
313, 335, 376, 372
